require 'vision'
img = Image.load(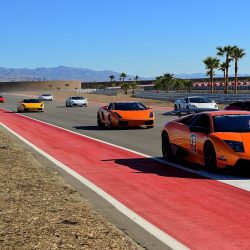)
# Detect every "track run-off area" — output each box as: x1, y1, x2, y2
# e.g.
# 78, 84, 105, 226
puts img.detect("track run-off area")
1, 93, 250, 249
